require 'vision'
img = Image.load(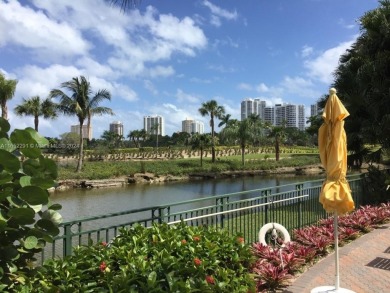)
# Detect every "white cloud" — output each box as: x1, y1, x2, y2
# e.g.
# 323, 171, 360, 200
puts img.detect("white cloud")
0, 0, 90, 61
338, 18, 356, 30
237, 83, 252, 90
13, 64, 82, 100
256, 83, 269, 93
21, 0, 207, 78
280, 76, 319, 99
76, 57, 115, 78
148, 65, 175, 78
301, 45, 314, 58
304, 39, 355, 84
144, 80, 158, 95
175, 89, 200, 104
202, 0, 238, 27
